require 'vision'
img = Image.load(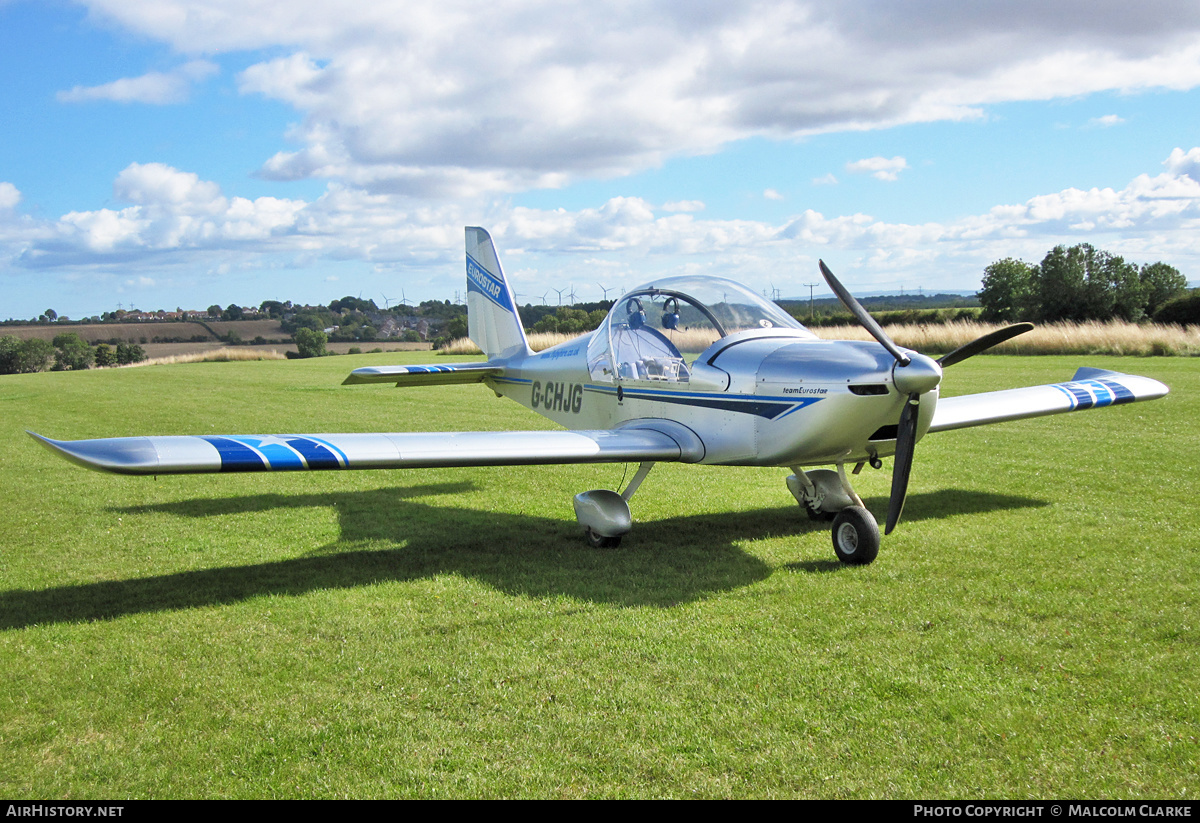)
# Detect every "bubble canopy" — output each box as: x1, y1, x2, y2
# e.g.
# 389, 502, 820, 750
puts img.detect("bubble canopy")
586, 276, 814, 382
